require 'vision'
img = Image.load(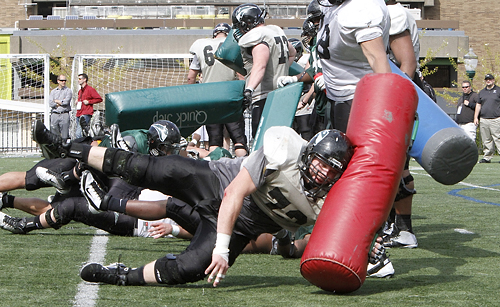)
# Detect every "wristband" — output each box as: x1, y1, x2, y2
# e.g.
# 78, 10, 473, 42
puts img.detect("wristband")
190, 139, 198, 146
245, 87, 254, 94
213, 233, 231, 263
171, 225, 180, 237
